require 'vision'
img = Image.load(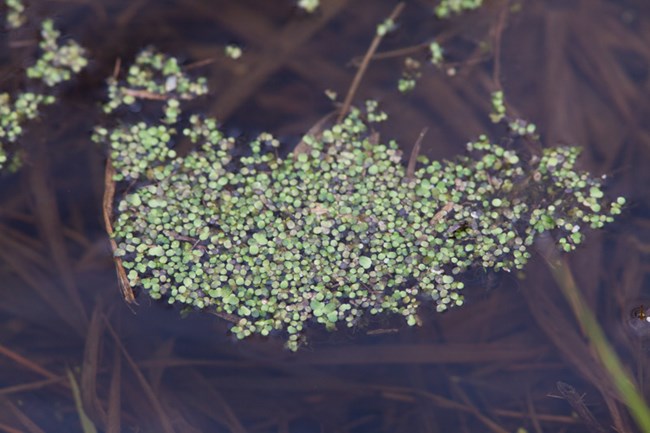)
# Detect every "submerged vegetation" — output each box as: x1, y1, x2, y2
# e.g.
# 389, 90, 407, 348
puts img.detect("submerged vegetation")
94, 50, 624, 350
